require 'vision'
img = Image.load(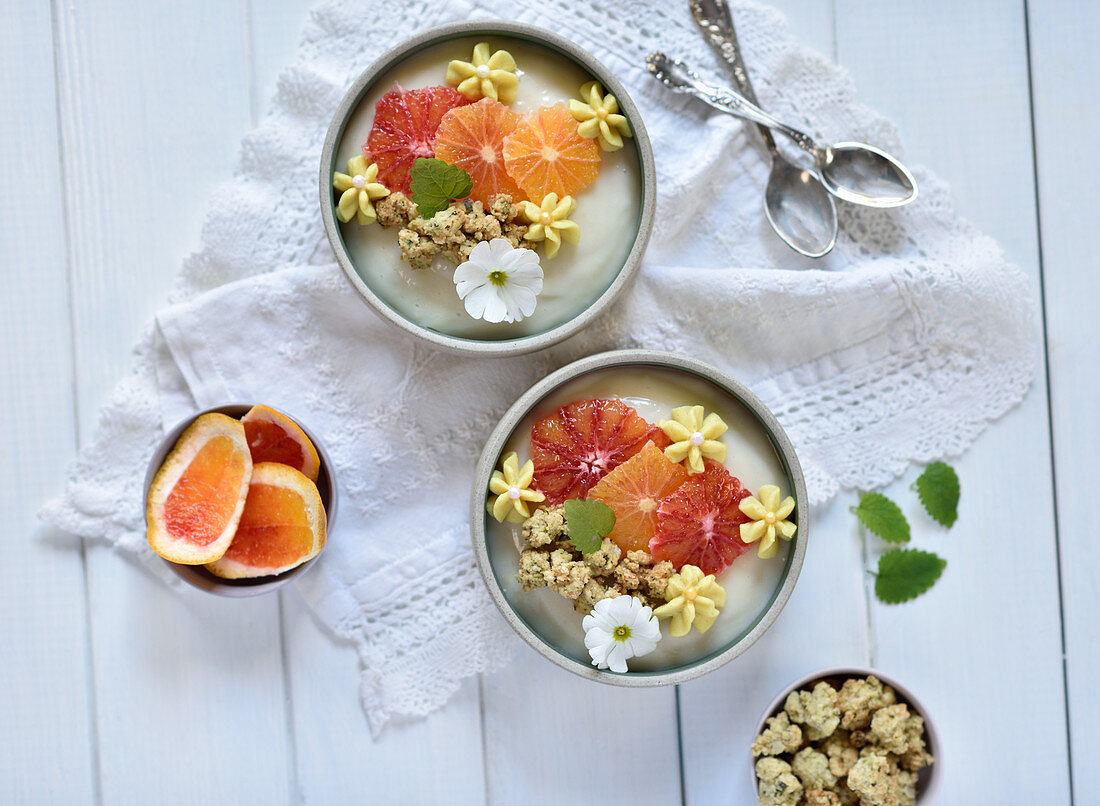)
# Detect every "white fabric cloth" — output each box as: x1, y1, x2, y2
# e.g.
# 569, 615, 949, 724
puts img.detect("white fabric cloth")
40, 0, 1036, 734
